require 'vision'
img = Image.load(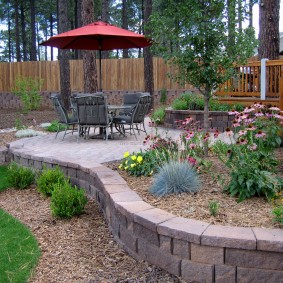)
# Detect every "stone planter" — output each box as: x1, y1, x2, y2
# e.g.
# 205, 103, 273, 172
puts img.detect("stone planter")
164, 109, 235, 132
